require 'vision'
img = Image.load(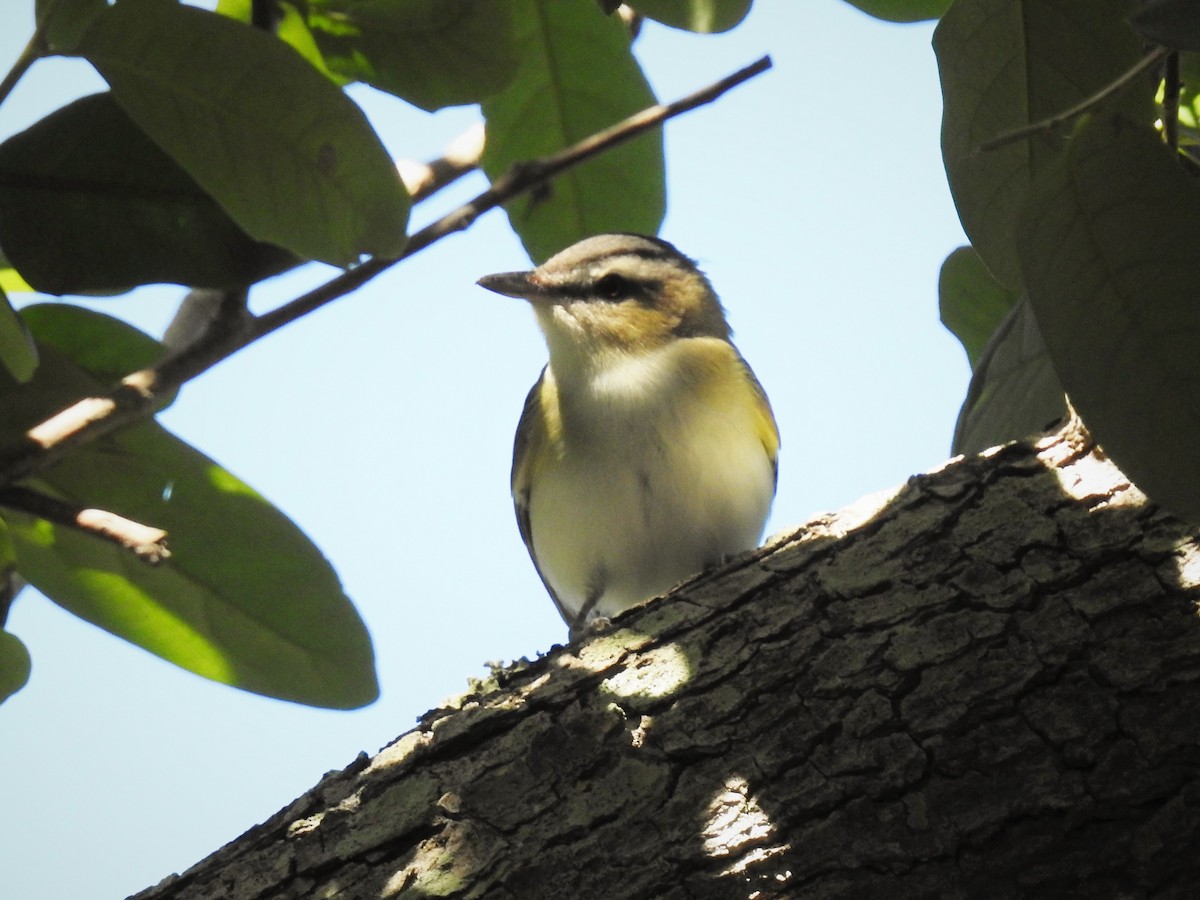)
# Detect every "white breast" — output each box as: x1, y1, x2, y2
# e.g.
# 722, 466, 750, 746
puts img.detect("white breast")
528, 341, 775, 625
